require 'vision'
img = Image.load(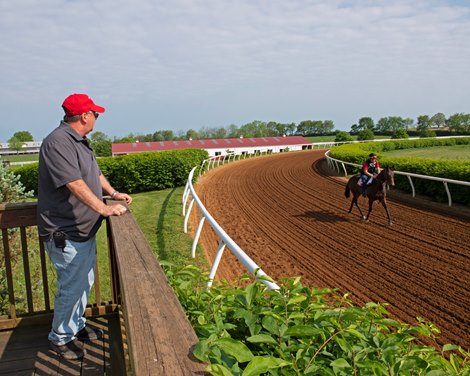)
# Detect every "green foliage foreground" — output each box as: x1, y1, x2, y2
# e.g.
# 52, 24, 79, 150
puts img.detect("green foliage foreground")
164, 264, 470, 376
